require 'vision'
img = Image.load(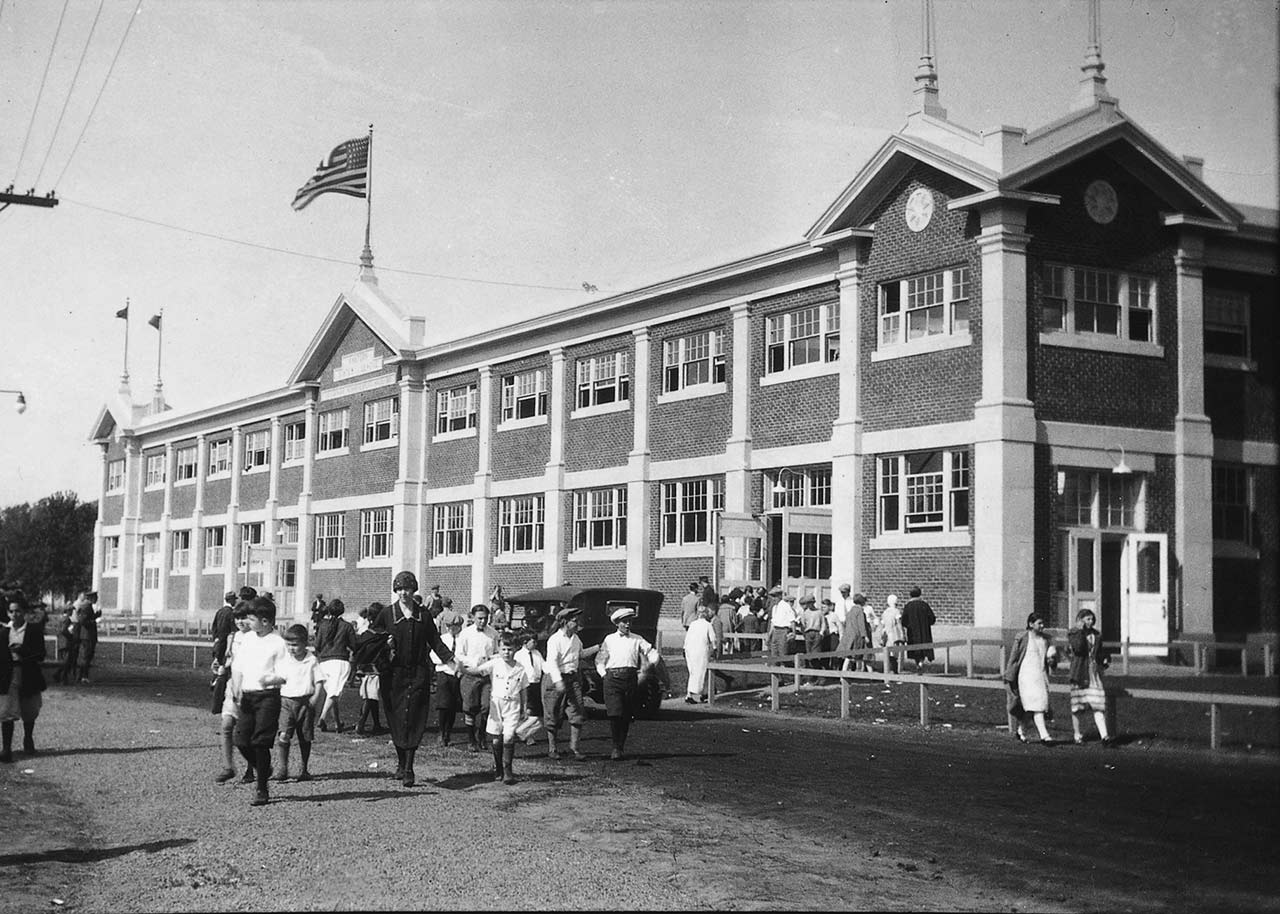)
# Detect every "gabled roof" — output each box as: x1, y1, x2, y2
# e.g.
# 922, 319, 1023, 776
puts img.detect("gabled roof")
87, 392, 143, 443
287, 272, 425, 386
